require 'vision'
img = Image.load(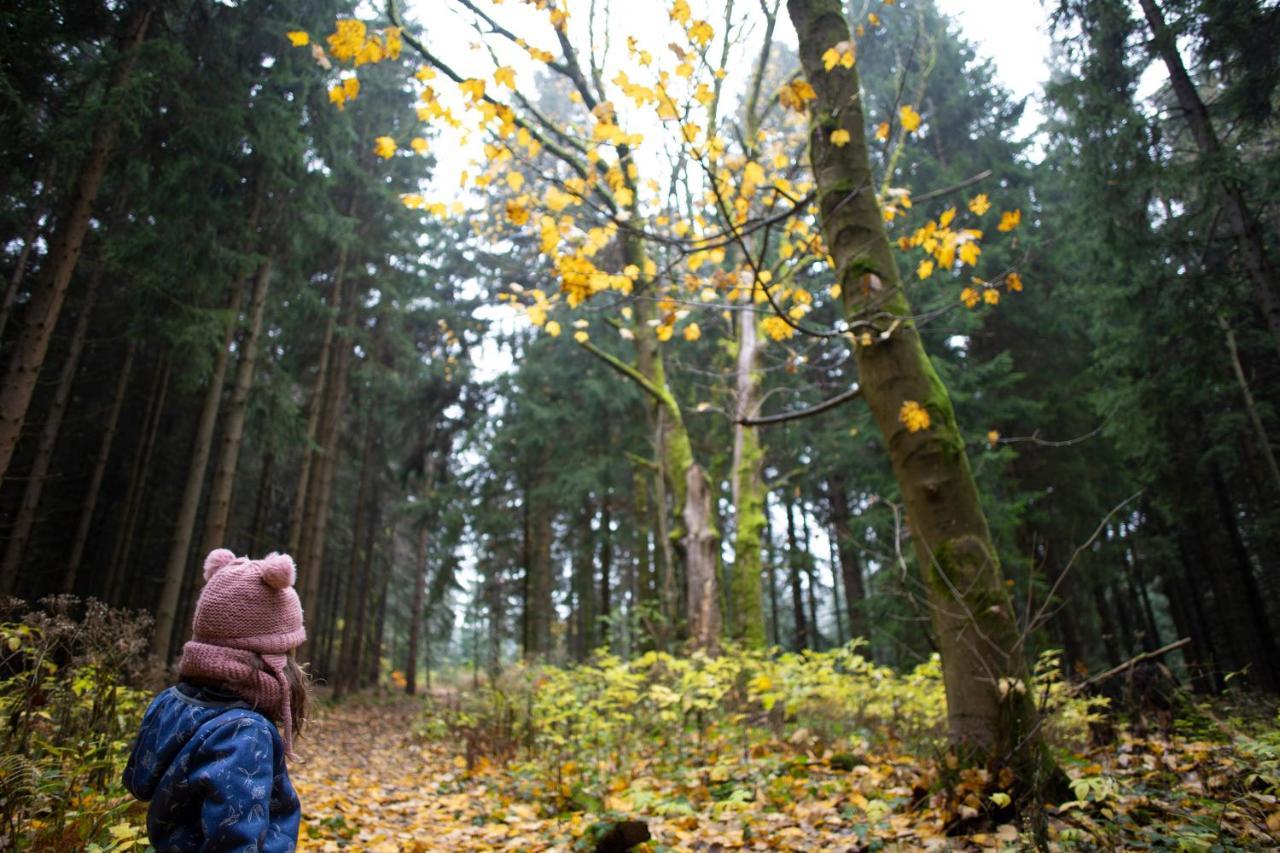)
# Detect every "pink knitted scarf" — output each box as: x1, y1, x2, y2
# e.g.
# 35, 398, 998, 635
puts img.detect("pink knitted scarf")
179, 640, 295, 757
